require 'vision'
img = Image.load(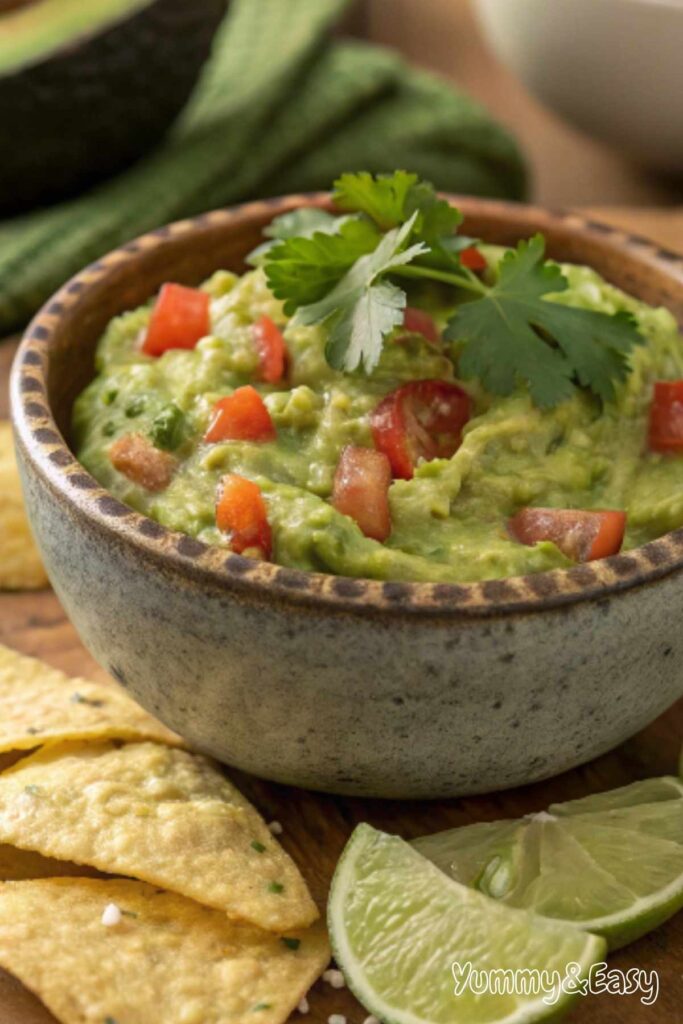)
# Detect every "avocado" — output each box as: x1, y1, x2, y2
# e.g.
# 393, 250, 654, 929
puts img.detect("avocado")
0, 0, 226, 214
